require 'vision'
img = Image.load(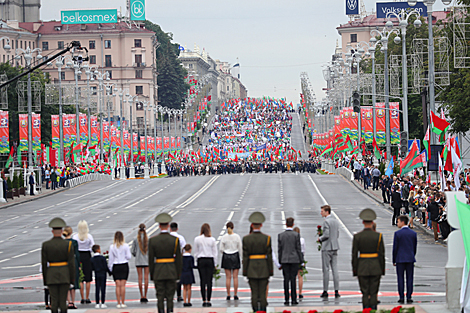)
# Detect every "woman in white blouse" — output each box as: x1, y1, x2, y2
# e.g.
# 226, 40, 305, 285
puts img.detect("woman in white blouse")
193, 223, 217, 307
294, 227, 306, 299
72, 220, 95, 304
219, 221, 242, 300
108, 231, 131, 308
